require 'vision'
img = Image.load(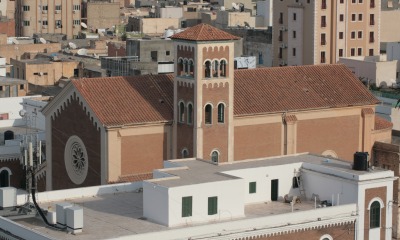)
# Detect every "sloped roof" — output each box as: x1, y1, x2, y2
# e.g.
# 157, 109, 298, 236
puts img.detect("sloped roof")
70, 64, 379, 127
170, 23, 240, 41
375, 116, 393, 131
72, 74, 174, 127
233, 64, 379, 116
